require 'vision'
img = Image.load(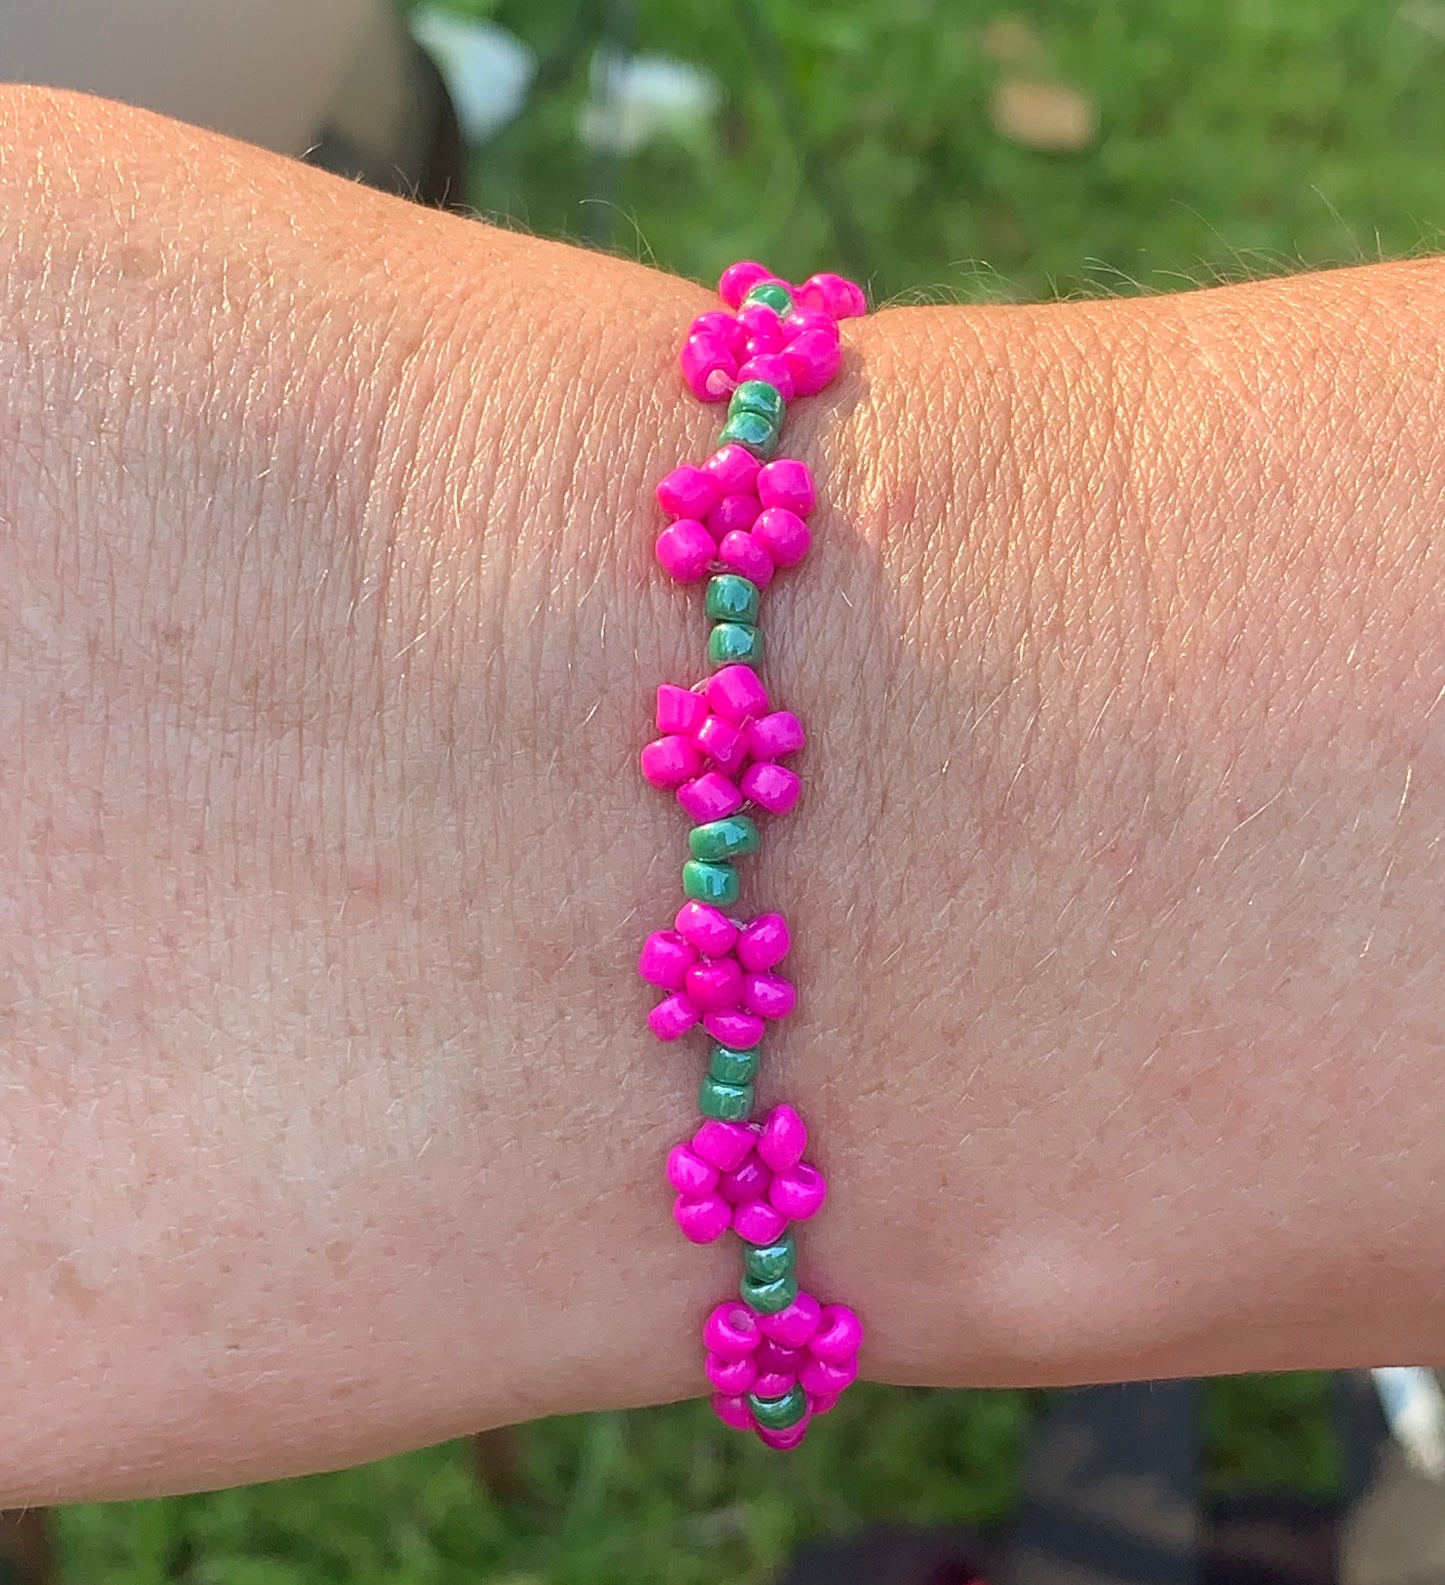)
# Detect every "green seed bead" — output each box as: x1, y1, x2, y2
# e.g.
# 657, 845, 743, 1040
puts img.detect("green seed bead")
709, 1044, 760, 1085
729, 379, 786, 429
741, 1271, 799, 1315
741, 281, 794, 316
698, 1075, 754, 1122
705, 574, 761, 625
718, 410, 780, 458
708, 622, 763, 669
689, 814, 759, 862
682, 858, 739, 906
743, 1232, 796, 1285
748, 1383, 809, 1431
